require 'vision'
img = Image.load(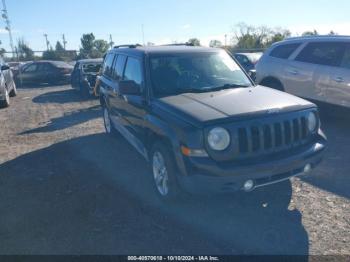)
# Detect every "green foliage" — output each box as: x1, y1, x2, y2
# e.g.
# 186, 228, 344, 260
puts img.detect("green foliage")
78, 33, 109, 59
232, 23, 291, 50
55, 41, 65, 52
42, 48, 61, 60
0, 40, 5, 56
209, 40, 222, 48
302, 30, 318, 36
16, 39, 34, 61
188, 38, 201, 46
